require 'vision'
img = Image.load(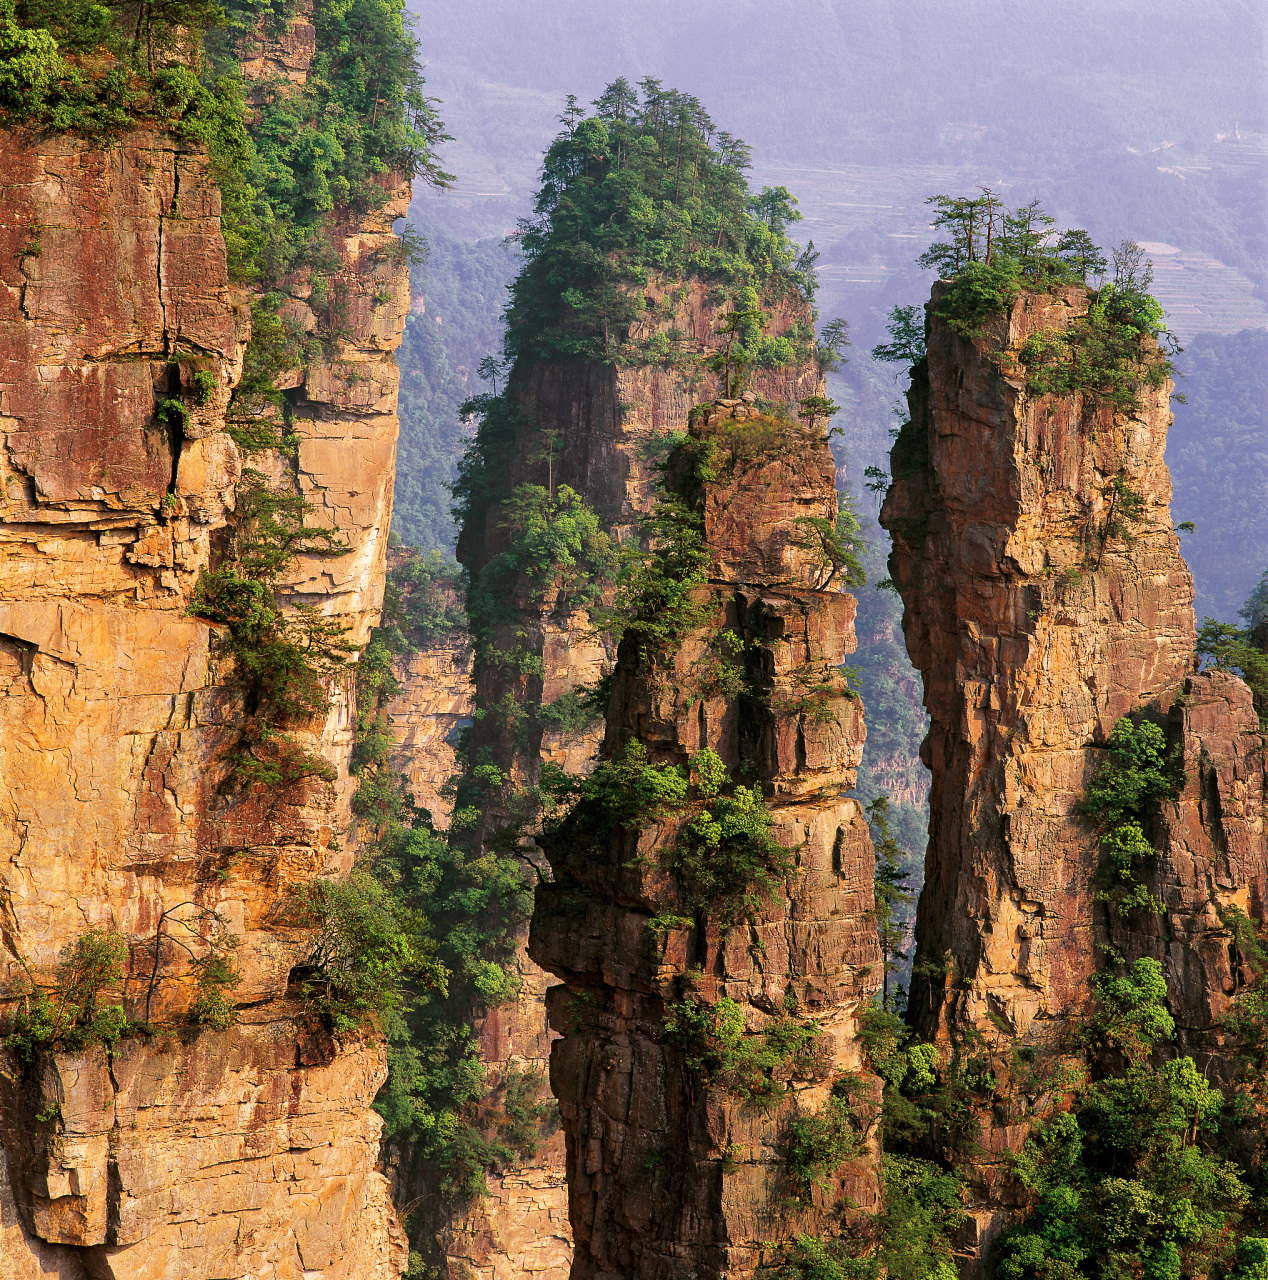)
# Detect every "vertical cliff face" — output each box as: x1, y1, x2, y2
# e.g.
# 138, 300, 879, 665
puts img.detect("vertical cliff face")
399, 288, 823, 1280
882, 283, 1196, 1045
881, 284, 1268, 1254
0, 107, 409, 1280
529, 405, 881, 1280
